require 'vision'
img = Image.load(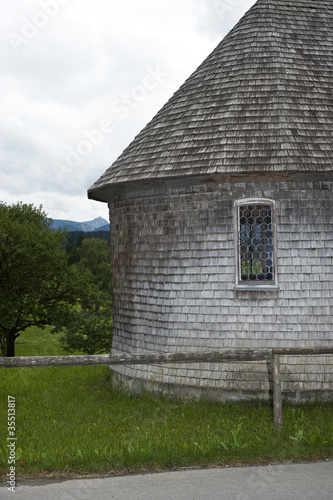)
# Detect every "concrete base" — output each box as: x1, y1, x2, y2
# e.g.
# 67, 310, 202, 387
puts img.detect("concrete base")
110, 369, 333, 403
